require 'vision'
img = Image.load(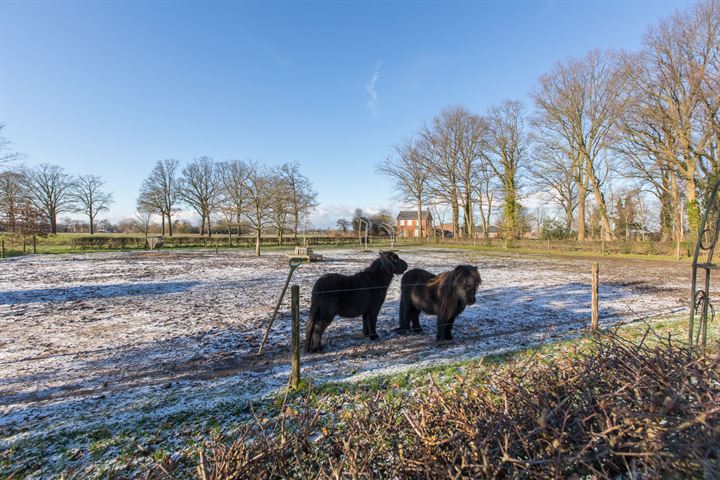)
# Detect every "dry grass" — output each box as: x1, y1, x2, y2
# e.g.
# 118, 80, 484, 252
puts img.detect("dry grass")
144, 328, 720, 479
